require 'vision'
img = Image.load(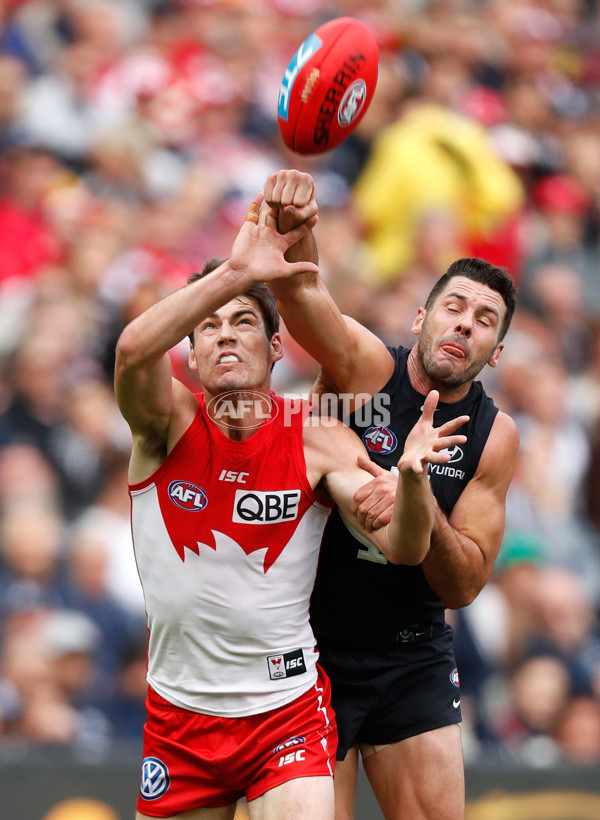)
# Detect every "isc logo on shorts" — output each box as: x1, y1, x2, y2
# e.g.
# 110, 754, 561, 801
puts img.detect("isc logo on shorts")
140, 756, 170, 800
267, 648, 306, 680
233, 489, 301, 524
